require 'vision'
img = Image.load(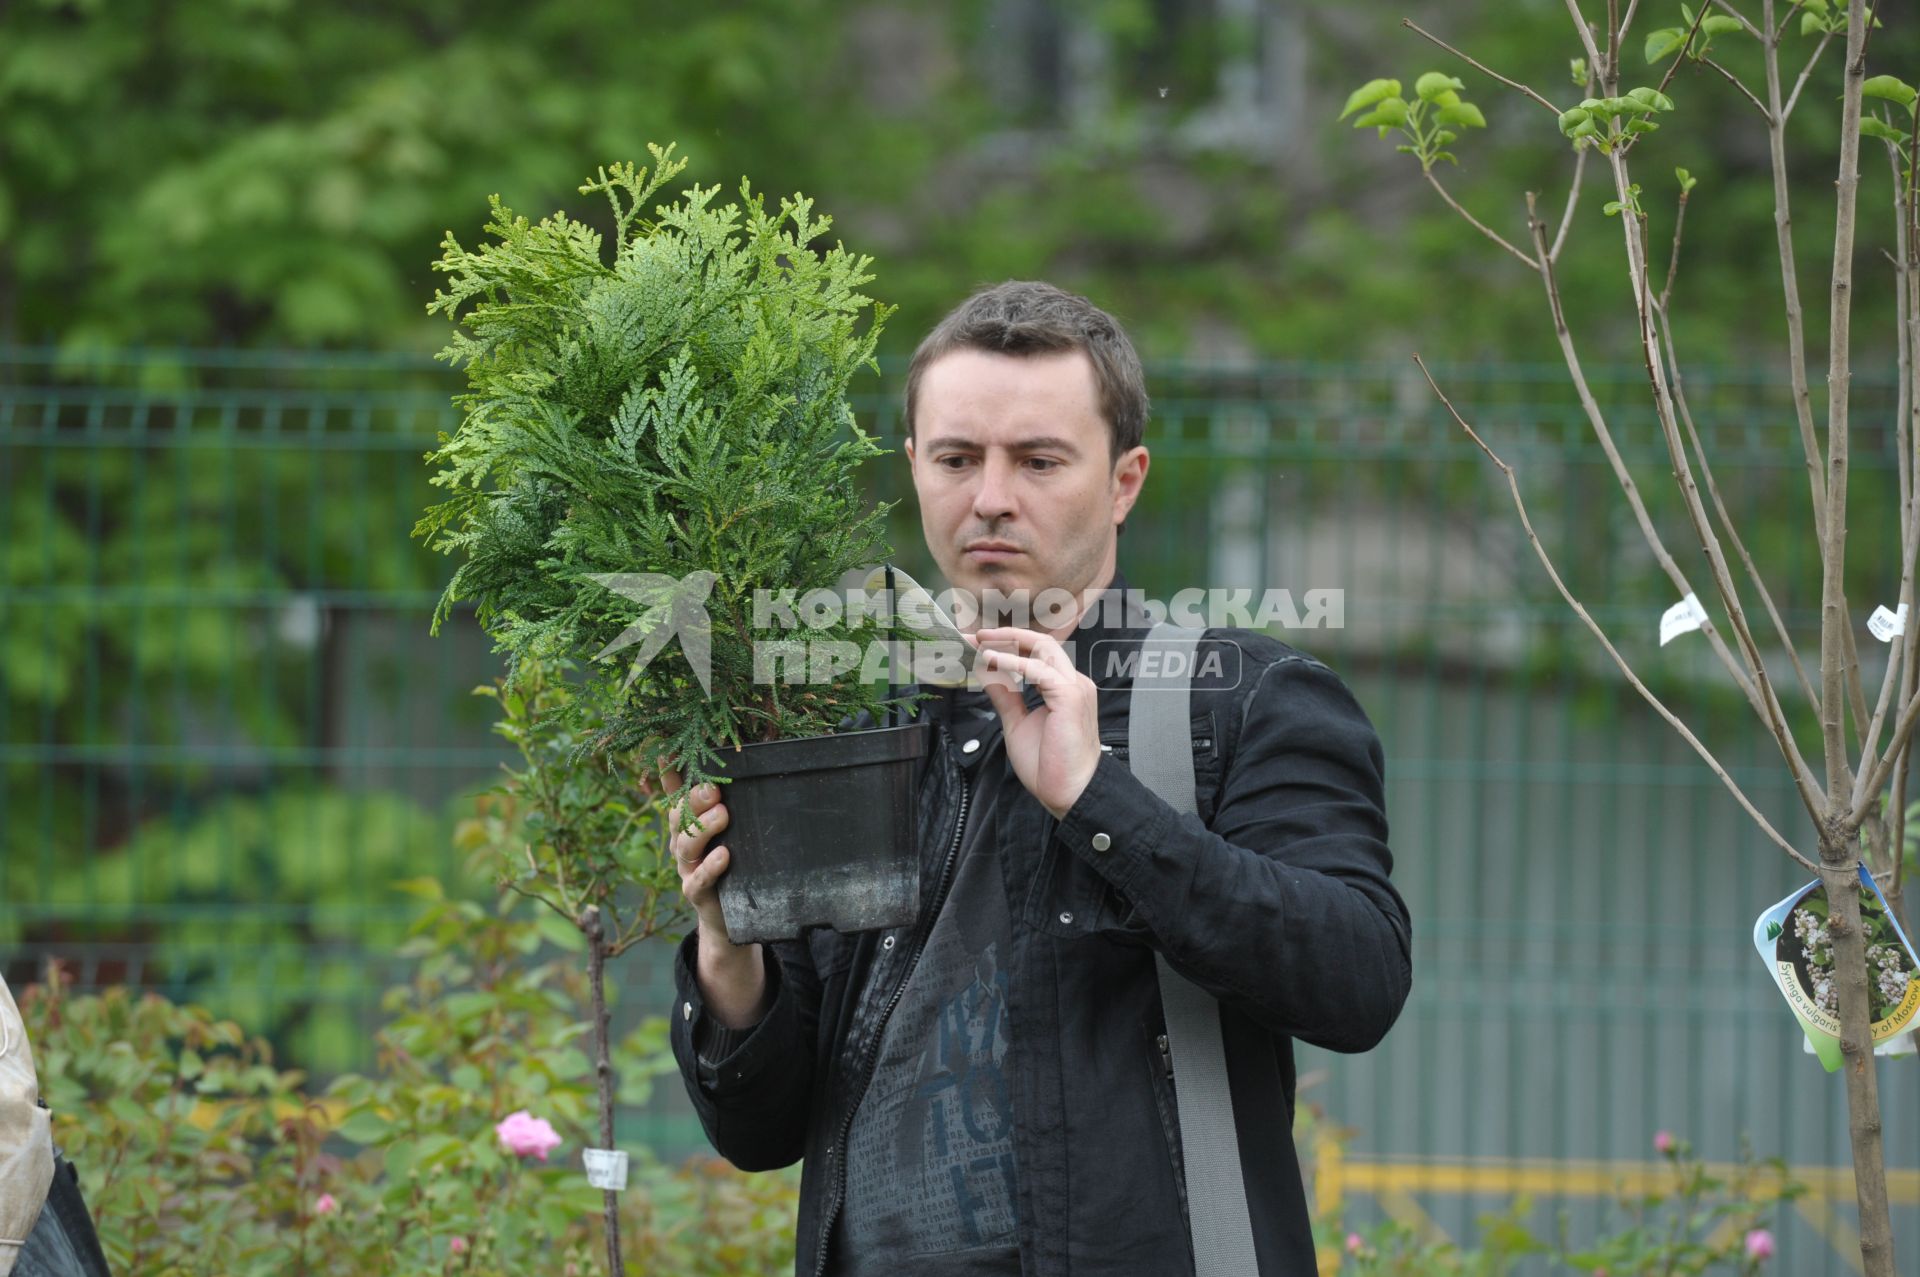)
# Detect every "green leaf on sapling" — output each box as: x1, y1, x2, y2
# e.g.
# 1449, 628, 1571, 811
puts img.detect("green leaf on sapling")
1627, 118, 1660, 133
1436, 100, 1486, 128
1862, 75, 1918, 108
1339, 78, 1403, 119
1571, 57, 1589, 84
1358, 97, 1409, 127
1675, 166, 1698, 192
1627, 86, 1676, 112
1414, 71, 1466, 102
1701, 15, 1745, 35
1862, 116, 1909, 144
1646, 29, 1687, 62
